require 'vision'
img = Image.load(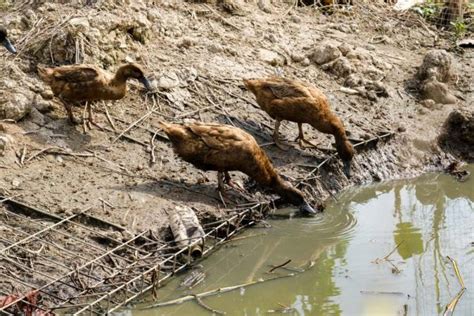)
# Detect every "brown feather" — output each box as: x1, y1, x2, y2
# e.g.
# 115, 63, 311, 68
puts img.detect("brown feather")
244, 77, 355, 167
159, 122, 312, 210
37, 63, 149, 123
